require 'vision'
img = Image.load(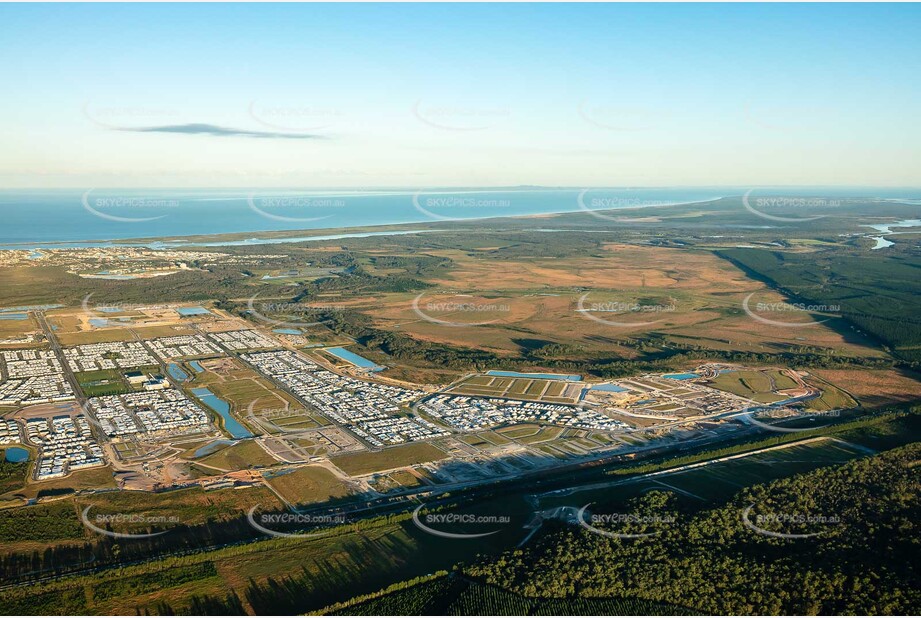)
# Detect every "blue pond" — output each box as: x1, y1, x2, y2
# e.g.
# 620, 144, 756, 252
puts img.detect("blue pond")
88, 318, 109, 327
192, 387, 253, 439
0, 313, 28, 320
663, 373, 699, 380
167, 363, 189, 382
326, 347, 383, 370
188, 360, 205, 373
177, 307, 211, 316
487, 370, 582, 381
592, 383, 628, 392
4, 447, 29, 463
273, 328, 302, 335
